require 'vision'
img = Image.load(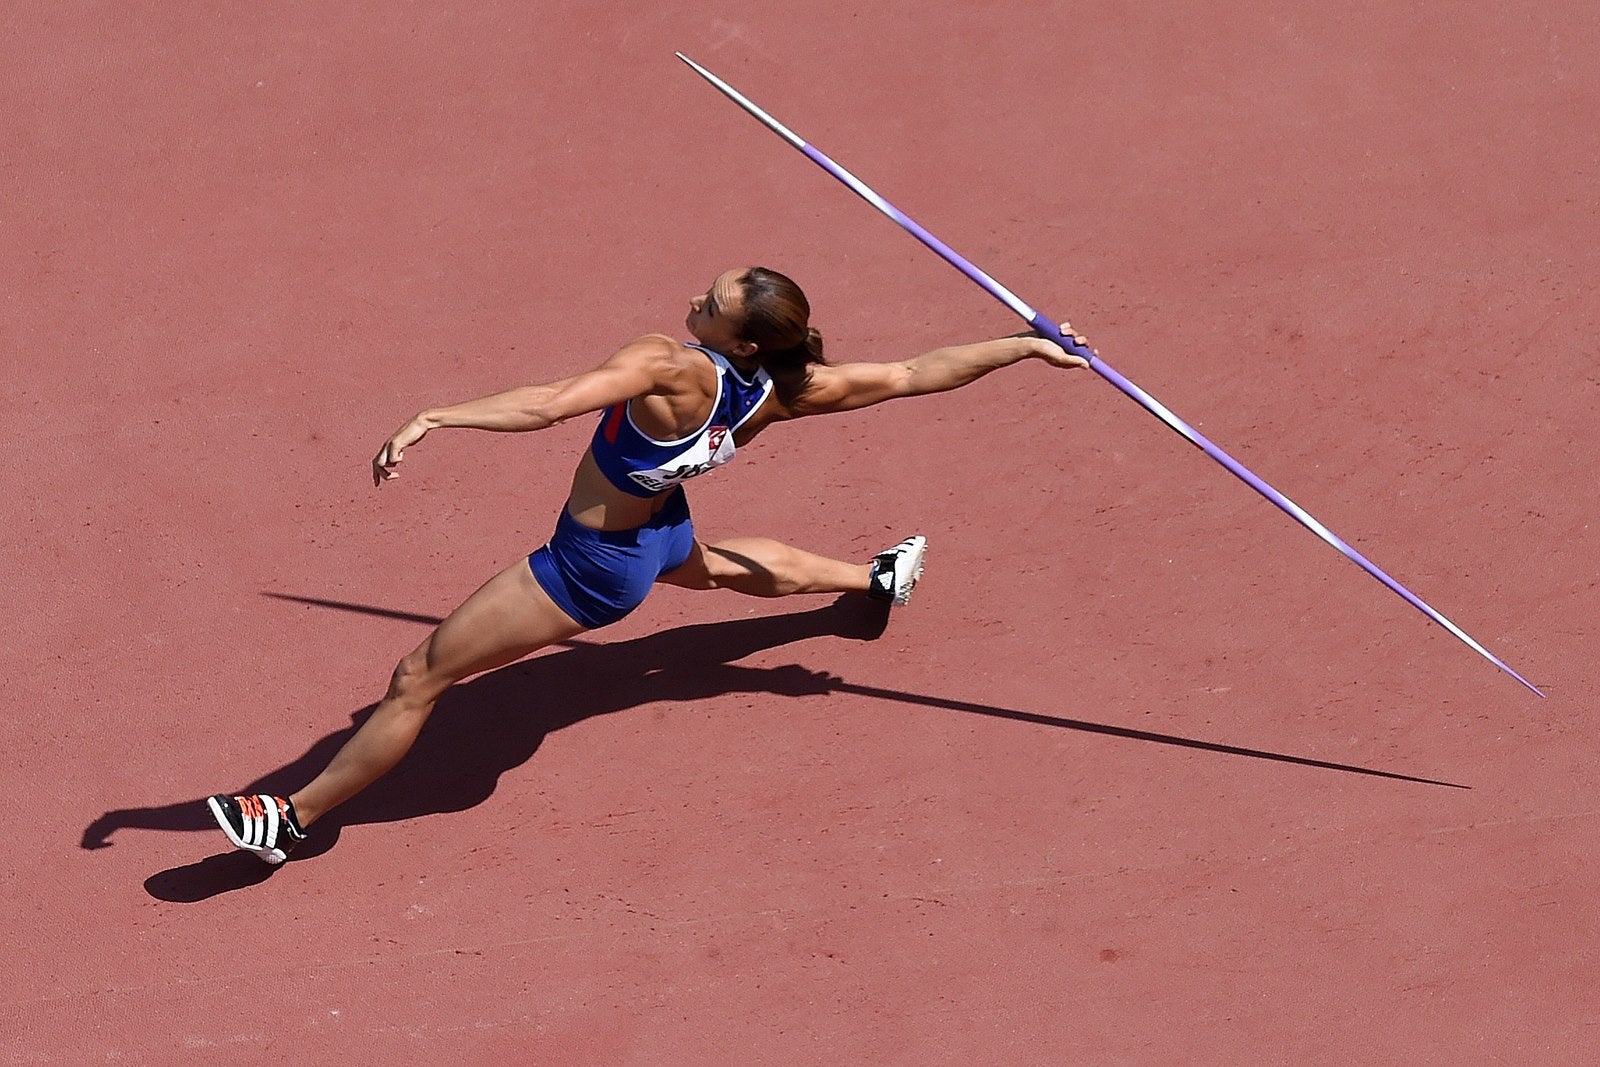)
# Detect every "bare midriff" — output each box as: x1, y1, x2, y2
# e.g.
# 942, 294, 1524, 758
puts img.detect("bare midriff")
563, 451, 680, 531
